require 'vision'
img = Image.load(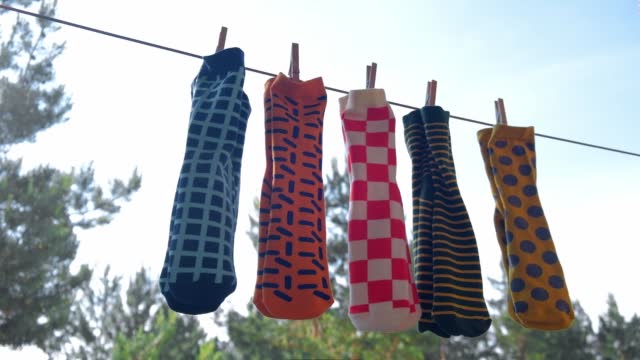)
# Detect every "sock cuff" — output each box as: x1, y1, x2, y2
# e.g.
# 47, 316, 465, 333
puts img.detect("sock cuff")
421, 106, 449, 125
199, 47, 246, 79
492, 125, 535, 141
264, 76, 276, 92
342, 89, 387, 119
477, 128, 493, 144
402, 109, 423, 128
271, 73, 326, 99
338, 95, 348, 114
